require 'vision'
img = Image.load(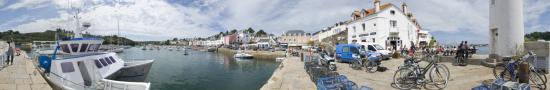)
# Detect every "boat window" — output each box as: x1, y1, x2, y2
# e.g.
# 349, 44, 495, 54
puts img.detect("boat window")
80, 44, 88, 52
61, 44, 70, 53
70, 44, 79, 53
95, 44, 101, 52
109, 56, 116, 63
104, 57, 112, 64
99, 58, 108, 66
94, 60, 103, 68
88, 44, 97, 52
61, 62, 75, 73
